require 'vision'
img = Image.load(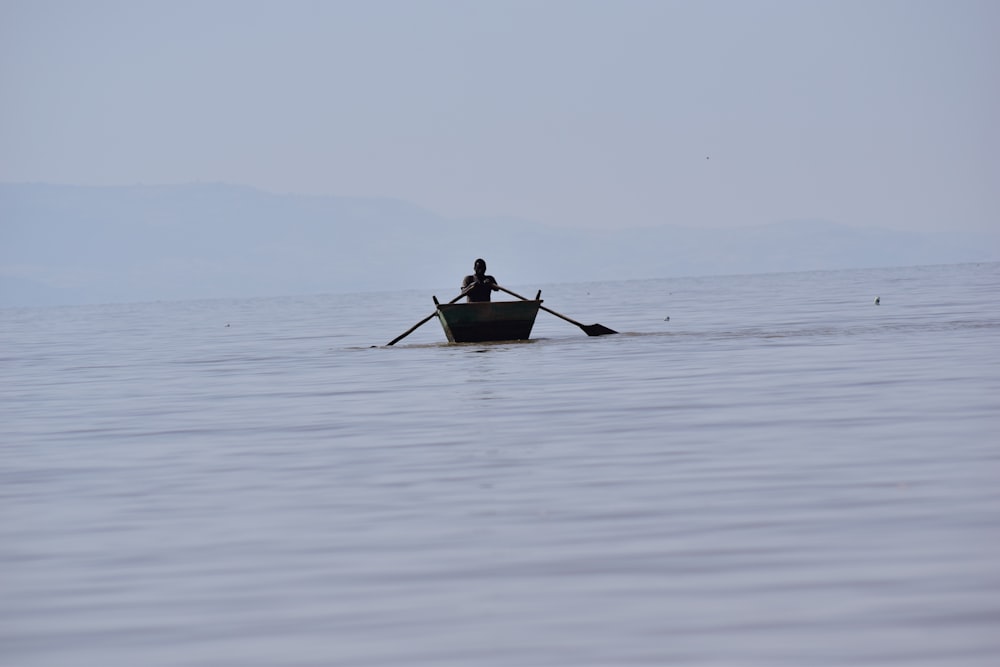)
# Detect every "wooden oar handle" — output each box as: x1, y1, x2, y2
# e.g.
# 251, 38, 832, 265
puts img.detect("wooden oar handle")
386, 284, 475, 346
494, 284, 585, 328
